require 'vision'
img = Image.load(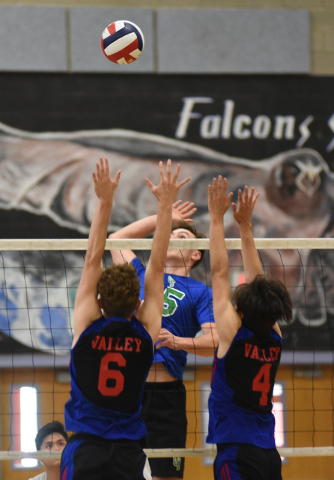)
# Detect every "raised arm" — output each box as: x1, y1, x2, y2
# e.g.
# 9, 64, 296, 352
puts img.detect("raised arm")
208, 176, 241, 356
109, 201, 196, 265
72, 158, 121, 347
232, 187, 261, 283
232, 187, 282, 335
136, 160, 190, 343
